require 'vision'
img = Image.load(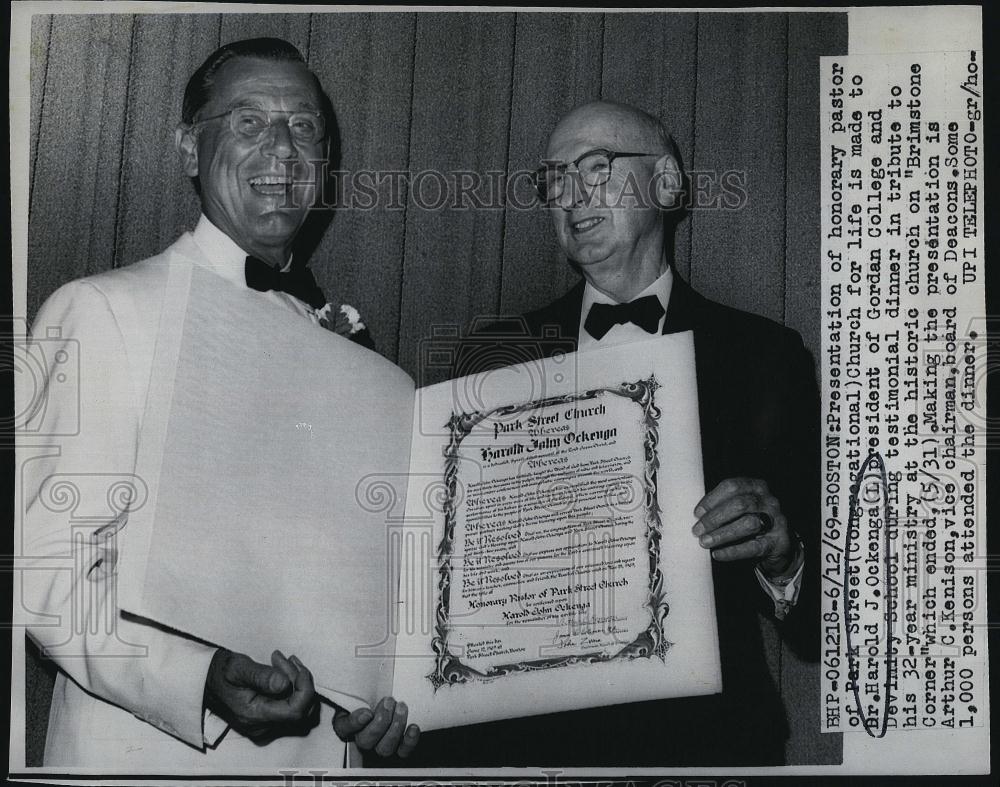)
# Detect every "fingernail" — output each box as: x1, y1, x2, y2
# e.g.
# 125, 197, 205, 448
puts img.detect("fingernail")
699, 535, 712, 547
692, 522, 703, 536
397, 701, 408, 714
356, 708, 373, 724
694, 505, 706, 517
382, 697, 396, 712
